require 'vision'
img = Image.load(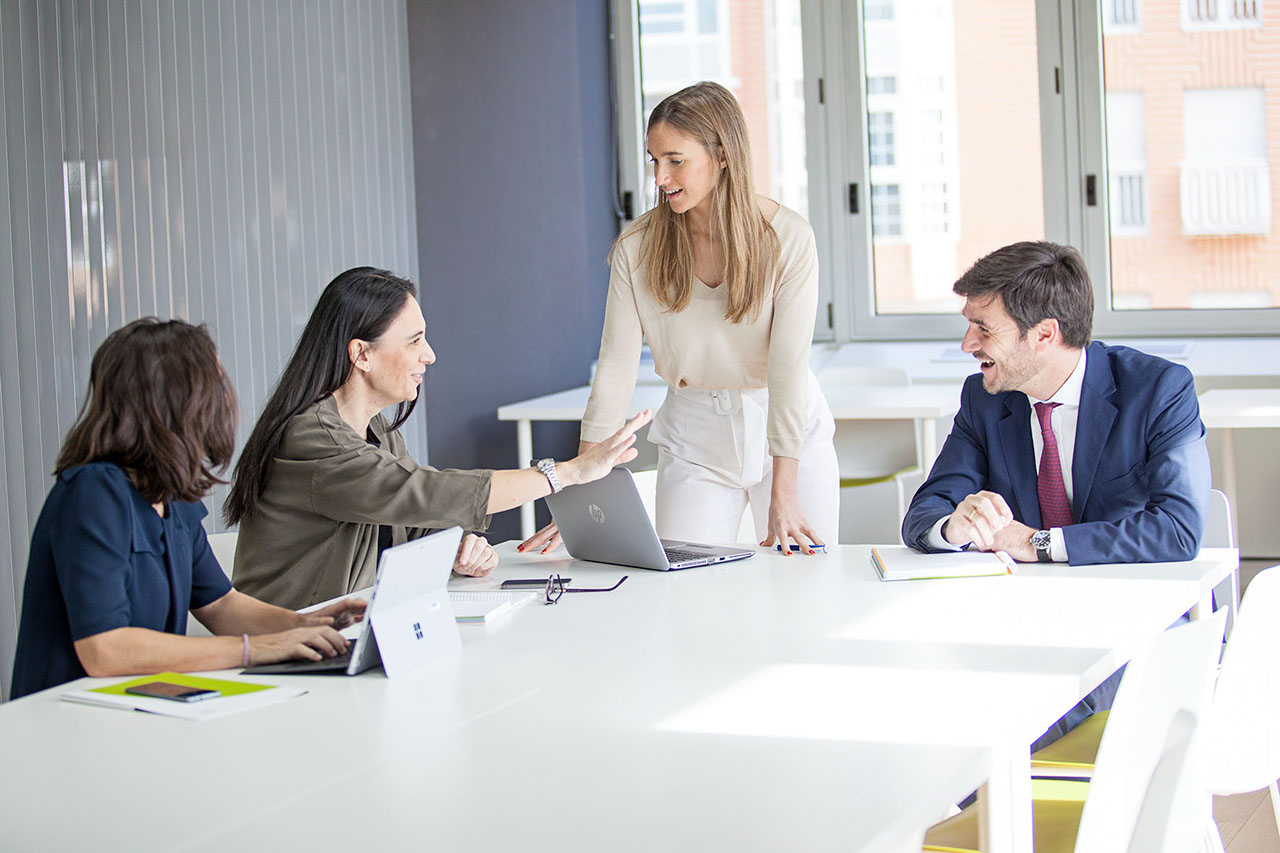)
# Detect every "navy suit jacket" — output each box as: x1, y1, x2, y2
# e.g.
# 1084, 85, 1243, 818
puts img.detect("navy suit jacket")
901, 342, 1210, 565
